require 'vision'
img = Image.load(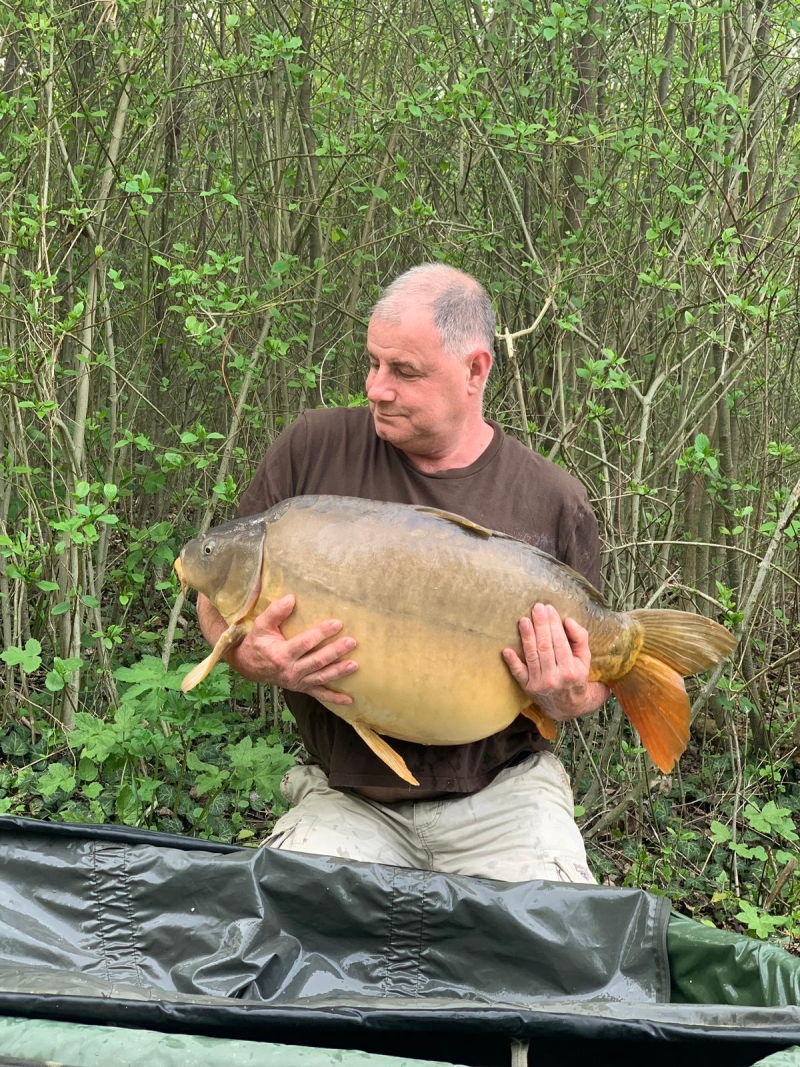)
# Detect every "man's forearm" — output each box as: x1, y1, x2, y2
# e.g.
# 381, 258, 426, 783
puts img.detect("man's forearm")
197, 594, 227, 646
